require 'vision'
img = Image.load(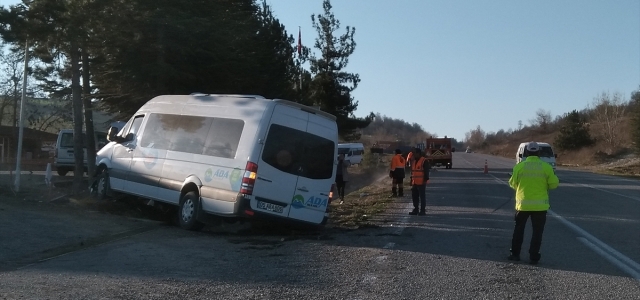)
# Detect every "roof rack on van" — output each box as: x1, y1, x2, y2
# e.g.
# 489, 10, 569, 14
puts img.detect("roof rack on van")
273, 99, 337, 121
189, 93, 265, 99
